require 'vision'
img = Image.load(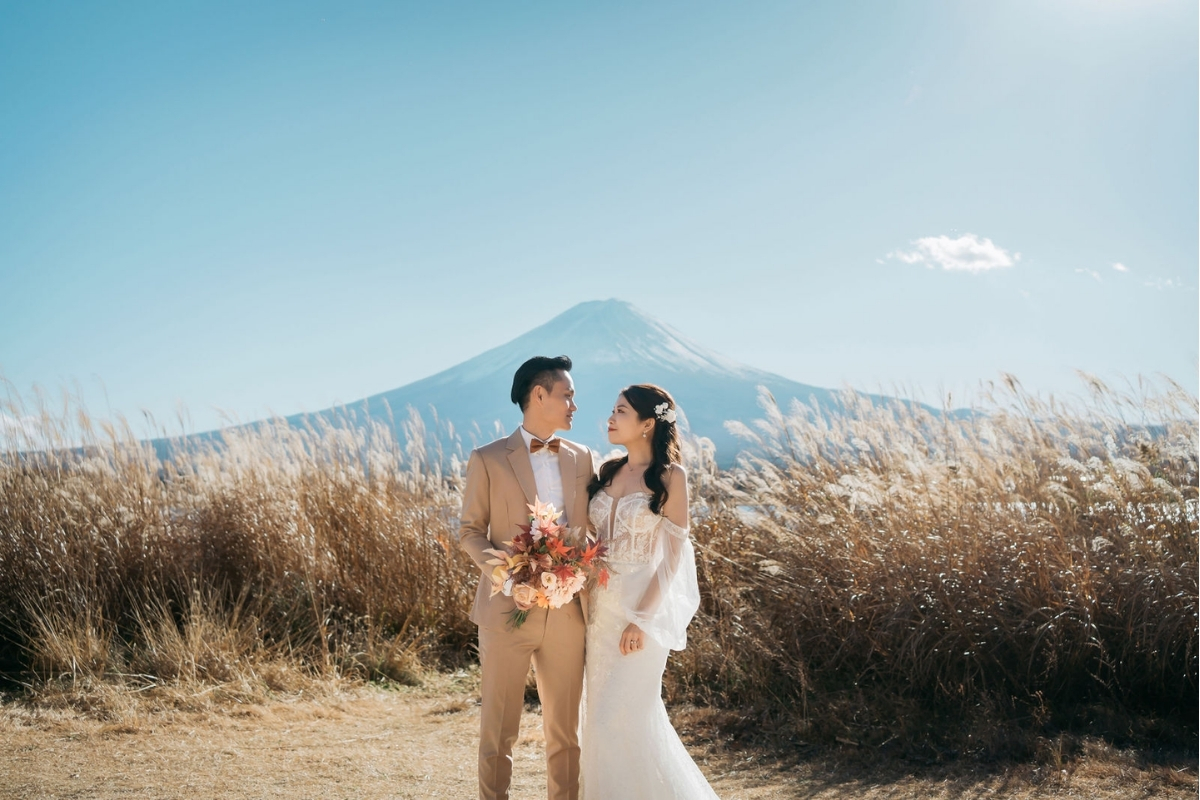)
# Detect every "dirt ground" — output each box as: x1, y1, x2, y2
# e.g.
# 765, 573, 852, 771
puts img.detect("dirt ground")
0, 673, 1194, 799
